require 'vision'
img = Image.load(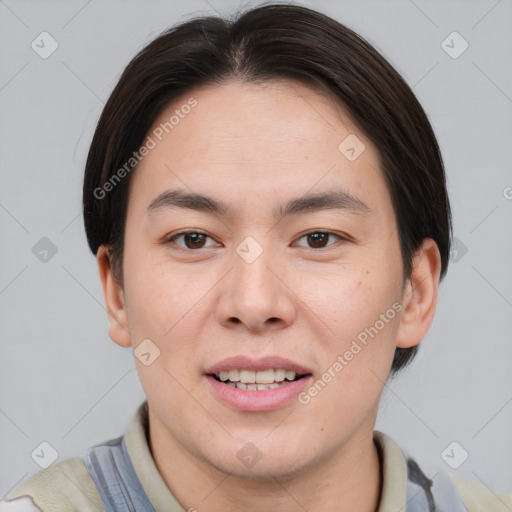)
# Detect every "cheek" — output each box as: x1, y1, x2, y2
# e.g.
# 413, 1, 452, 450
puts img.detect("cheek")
299, 314, 400, 434
123, 247, 211, 341
293, 262, 401, 399
292, 260, 399, 338
123, 256, 210, 401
